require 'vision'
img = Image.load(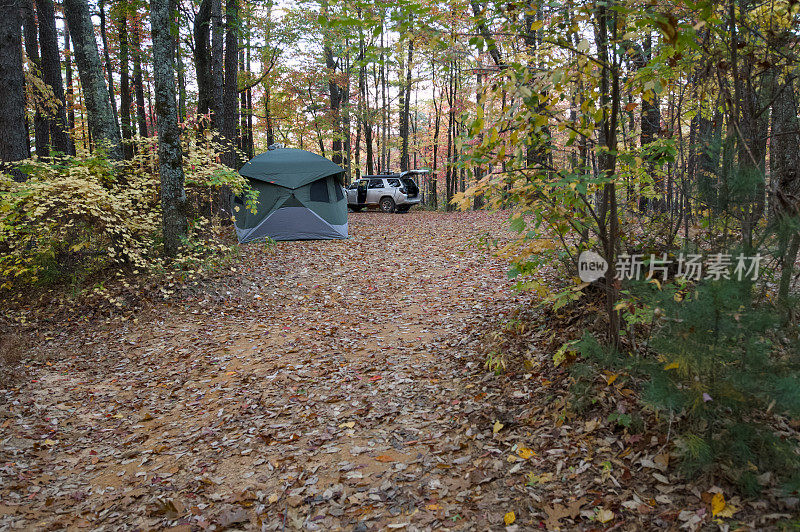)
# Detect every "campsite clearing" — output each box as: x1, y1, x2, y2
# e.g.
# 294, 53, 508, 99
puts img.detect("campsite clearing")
0, 212, 781, 530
